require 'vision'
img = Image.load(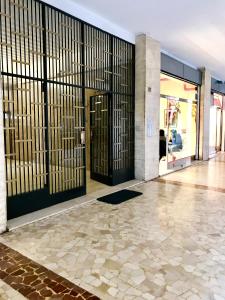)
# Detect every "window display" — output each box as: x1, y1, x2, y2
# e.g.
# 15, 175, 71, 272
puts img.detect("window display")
209, 93, 223, 156
160, 74, 198, 174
